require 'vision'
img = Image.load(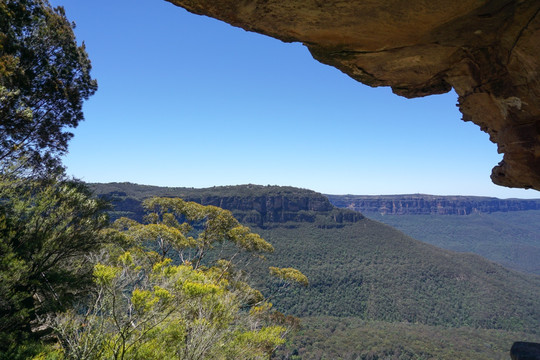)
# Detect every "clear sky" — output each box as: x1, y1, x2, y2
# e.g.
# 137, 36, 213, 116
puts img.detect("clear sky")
50, 0, 539, 198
